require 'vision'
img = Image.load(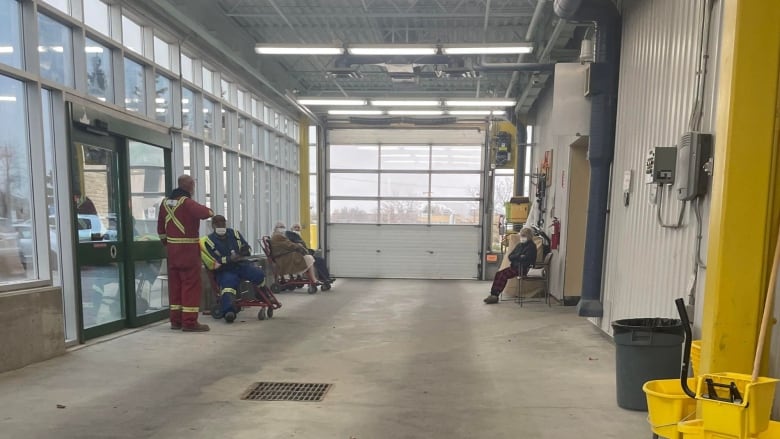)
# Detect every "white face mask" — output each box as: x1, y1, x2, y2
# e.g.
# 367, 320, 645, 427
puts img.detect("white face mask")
215, 227, 227, 236
520, 237, 529, 243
